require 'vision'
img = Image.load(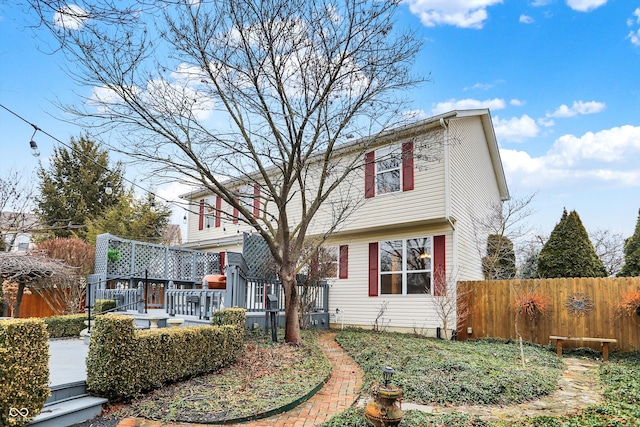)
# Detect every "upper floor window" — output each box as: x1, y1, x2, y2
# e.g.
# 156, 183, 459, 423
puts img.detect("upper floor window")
204, 196, 216, 229
375, 146, 401, 195
365, 142, 414, 198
